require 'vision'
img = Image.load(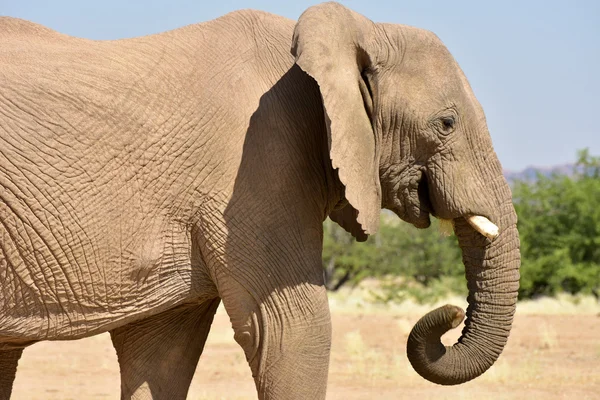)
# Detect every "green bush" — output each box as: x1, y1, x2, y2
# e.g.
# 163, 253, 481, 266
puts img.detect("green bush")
513, 149, 600, 299
323, 215, 466, 303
